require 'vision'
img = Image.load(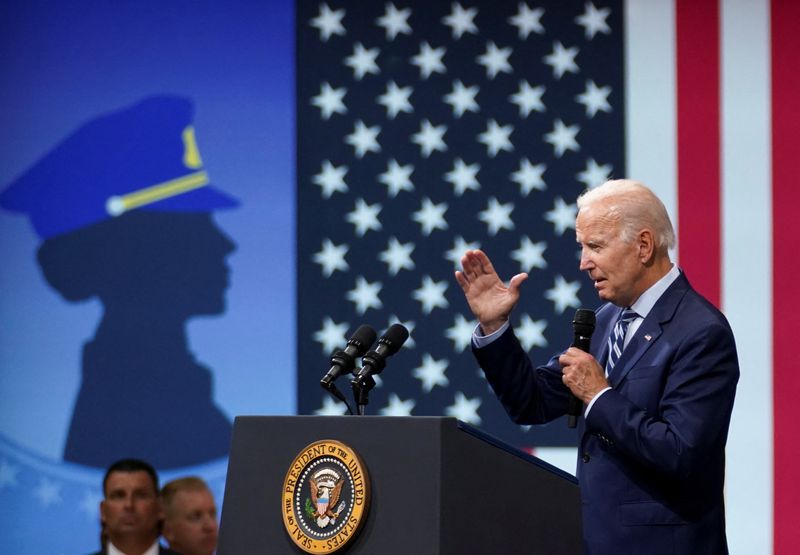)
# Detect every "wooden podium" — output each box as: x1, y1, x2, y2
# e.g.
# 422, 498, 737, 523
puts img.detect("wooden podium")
218, 416, 582, 554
